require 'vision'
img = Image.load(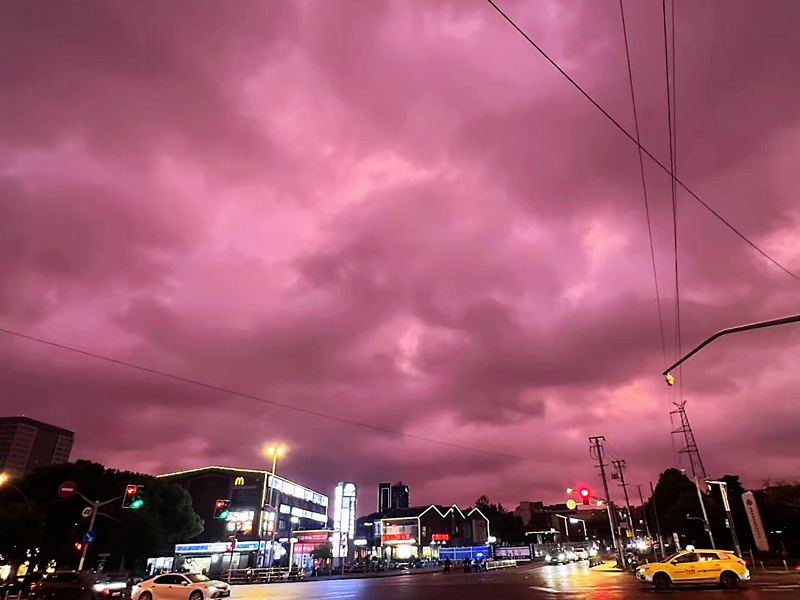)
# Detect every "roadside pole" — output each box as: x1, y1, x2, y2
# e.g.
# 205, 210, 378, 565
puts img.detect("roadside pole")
636, 485, 653, 546
694, 479, 716, 549
707, 481, 741, 557
76, 494, 121, 570
649, 482, 664, 560
589, 436, 623, 568
612, 460, 635, 541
